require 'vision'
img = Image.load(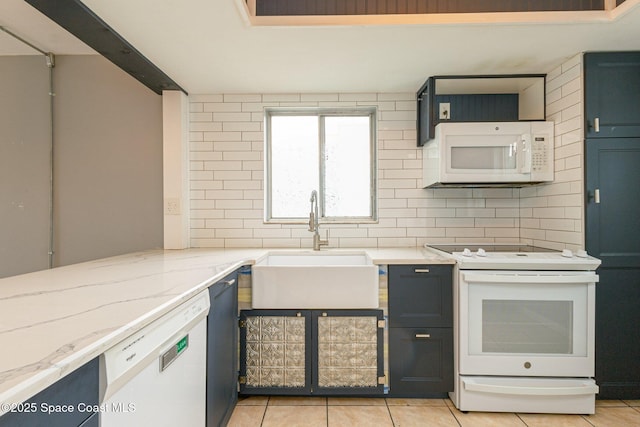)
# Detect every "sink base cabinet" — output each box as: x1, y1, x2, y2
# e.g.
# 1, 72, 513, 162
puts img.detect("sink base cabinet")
207, 270, 239, 427
239, 309, 384, 396
388, 265, 453, 397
